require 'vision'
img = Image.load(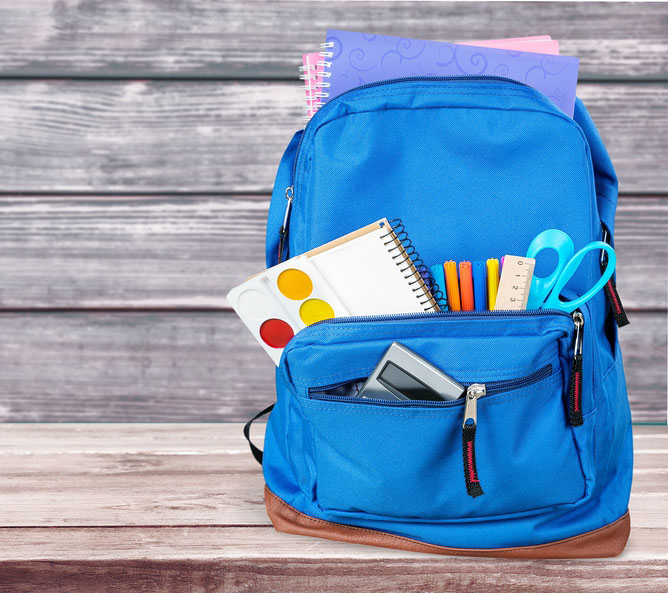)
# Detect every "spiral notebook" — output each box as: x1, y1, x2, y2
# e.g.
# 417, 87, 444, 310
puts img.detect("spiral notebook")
307, 218, 441, 315
301, 31, 577, 118
300, 52, 328, 119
